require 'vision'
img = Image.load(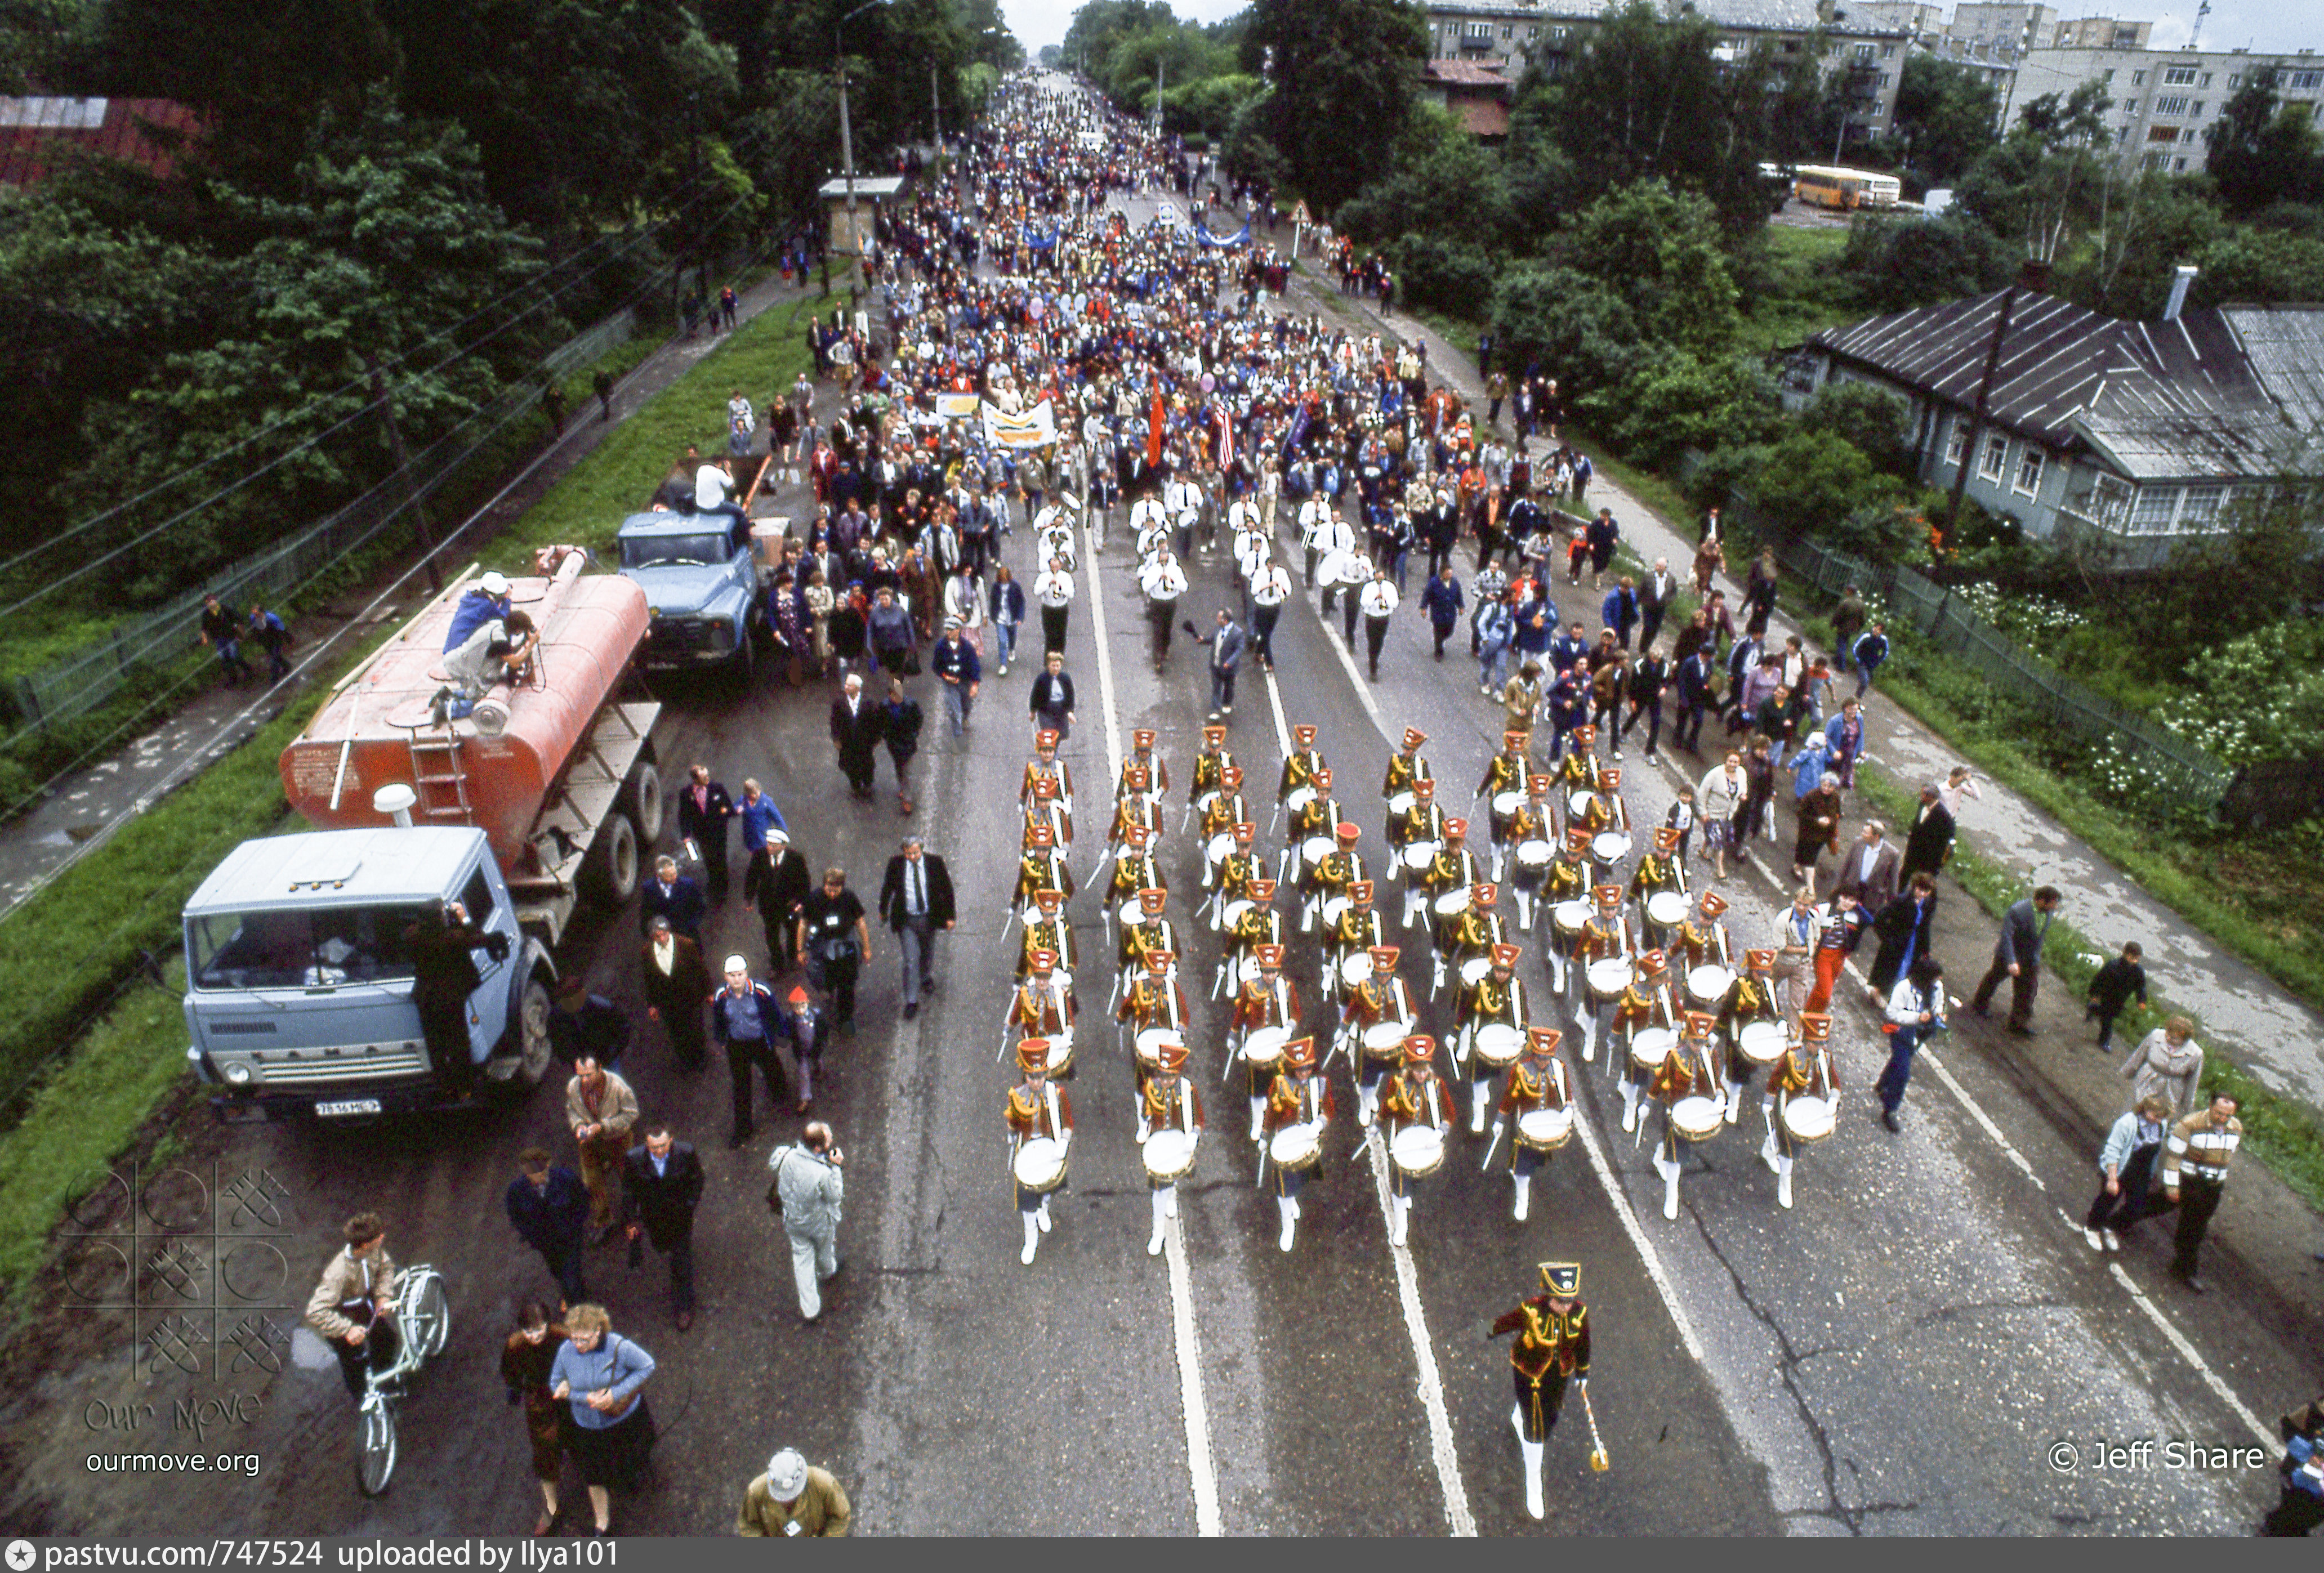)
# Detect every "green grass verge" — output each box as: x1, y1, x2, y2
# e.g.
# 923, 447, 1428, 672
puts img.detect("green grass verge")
0, 294, 826, 1307
1849, 768, 2324, 1211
